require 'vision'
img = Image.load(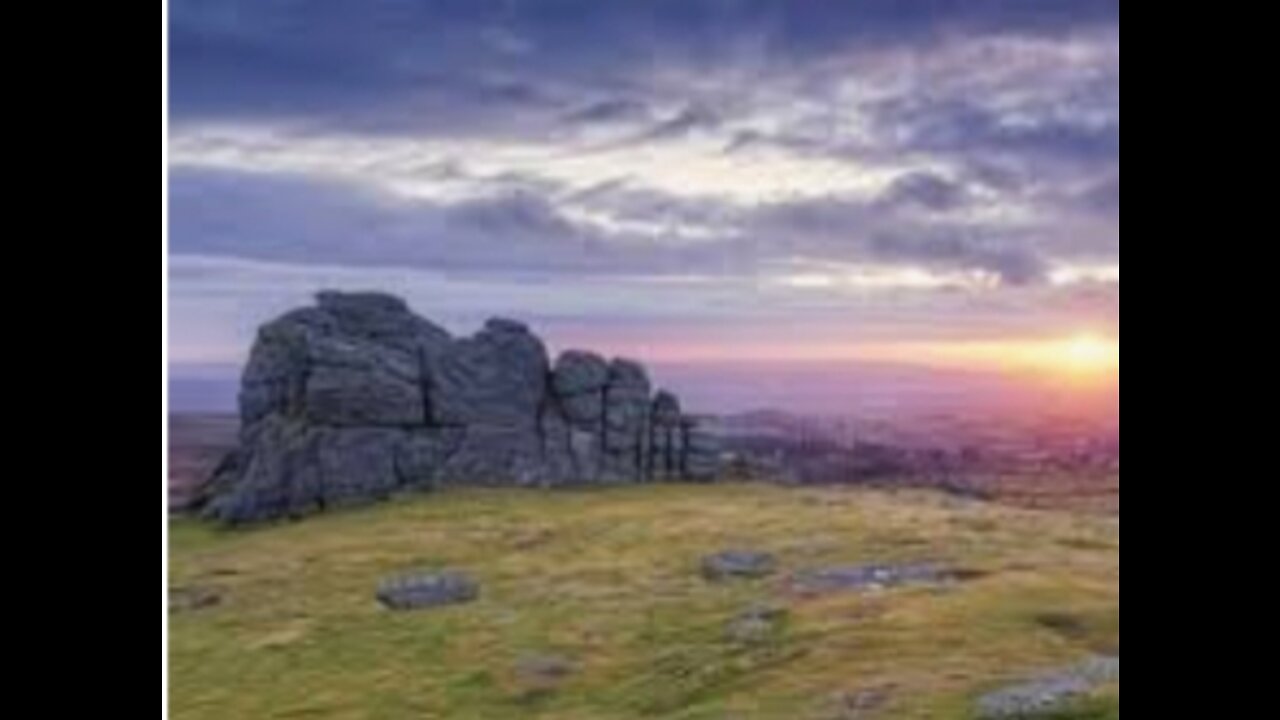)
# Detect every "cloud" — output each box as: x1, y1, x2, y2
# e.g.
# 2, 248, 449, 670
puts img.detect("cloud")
170, 168, 615, 276
867, 233, 1047, 287
1085, 177, 1120, 216
171, 150, 1109, 291
630, 104, 723, 143
169, 124, 906, 206
565, 99, 654, 125
881, 172, 970, 213
170, 252, 1119, 369
168, 1, 1120, 364
170, 1, 1119, 132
